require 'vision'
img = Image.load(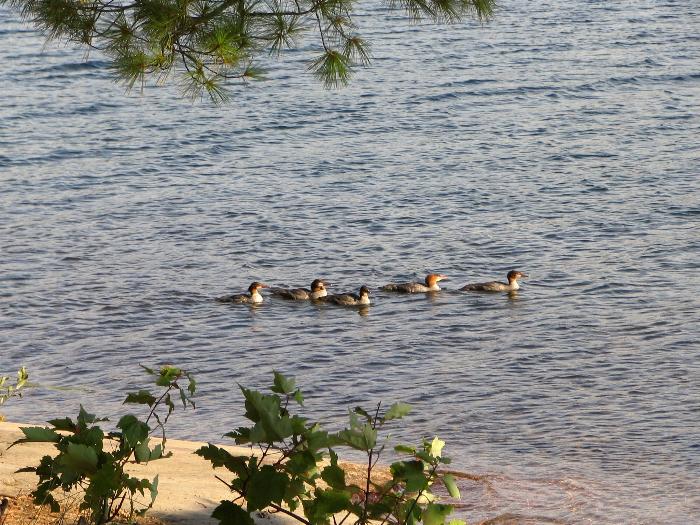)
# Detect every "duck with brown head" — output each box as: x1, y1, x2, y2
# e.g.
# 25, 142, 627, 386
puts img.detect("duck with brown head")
270, 279, 329, 300
216, 281, 269, 303
460, 270, 528, 292
381, 273, 448, 293
323, 285, 371, 306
